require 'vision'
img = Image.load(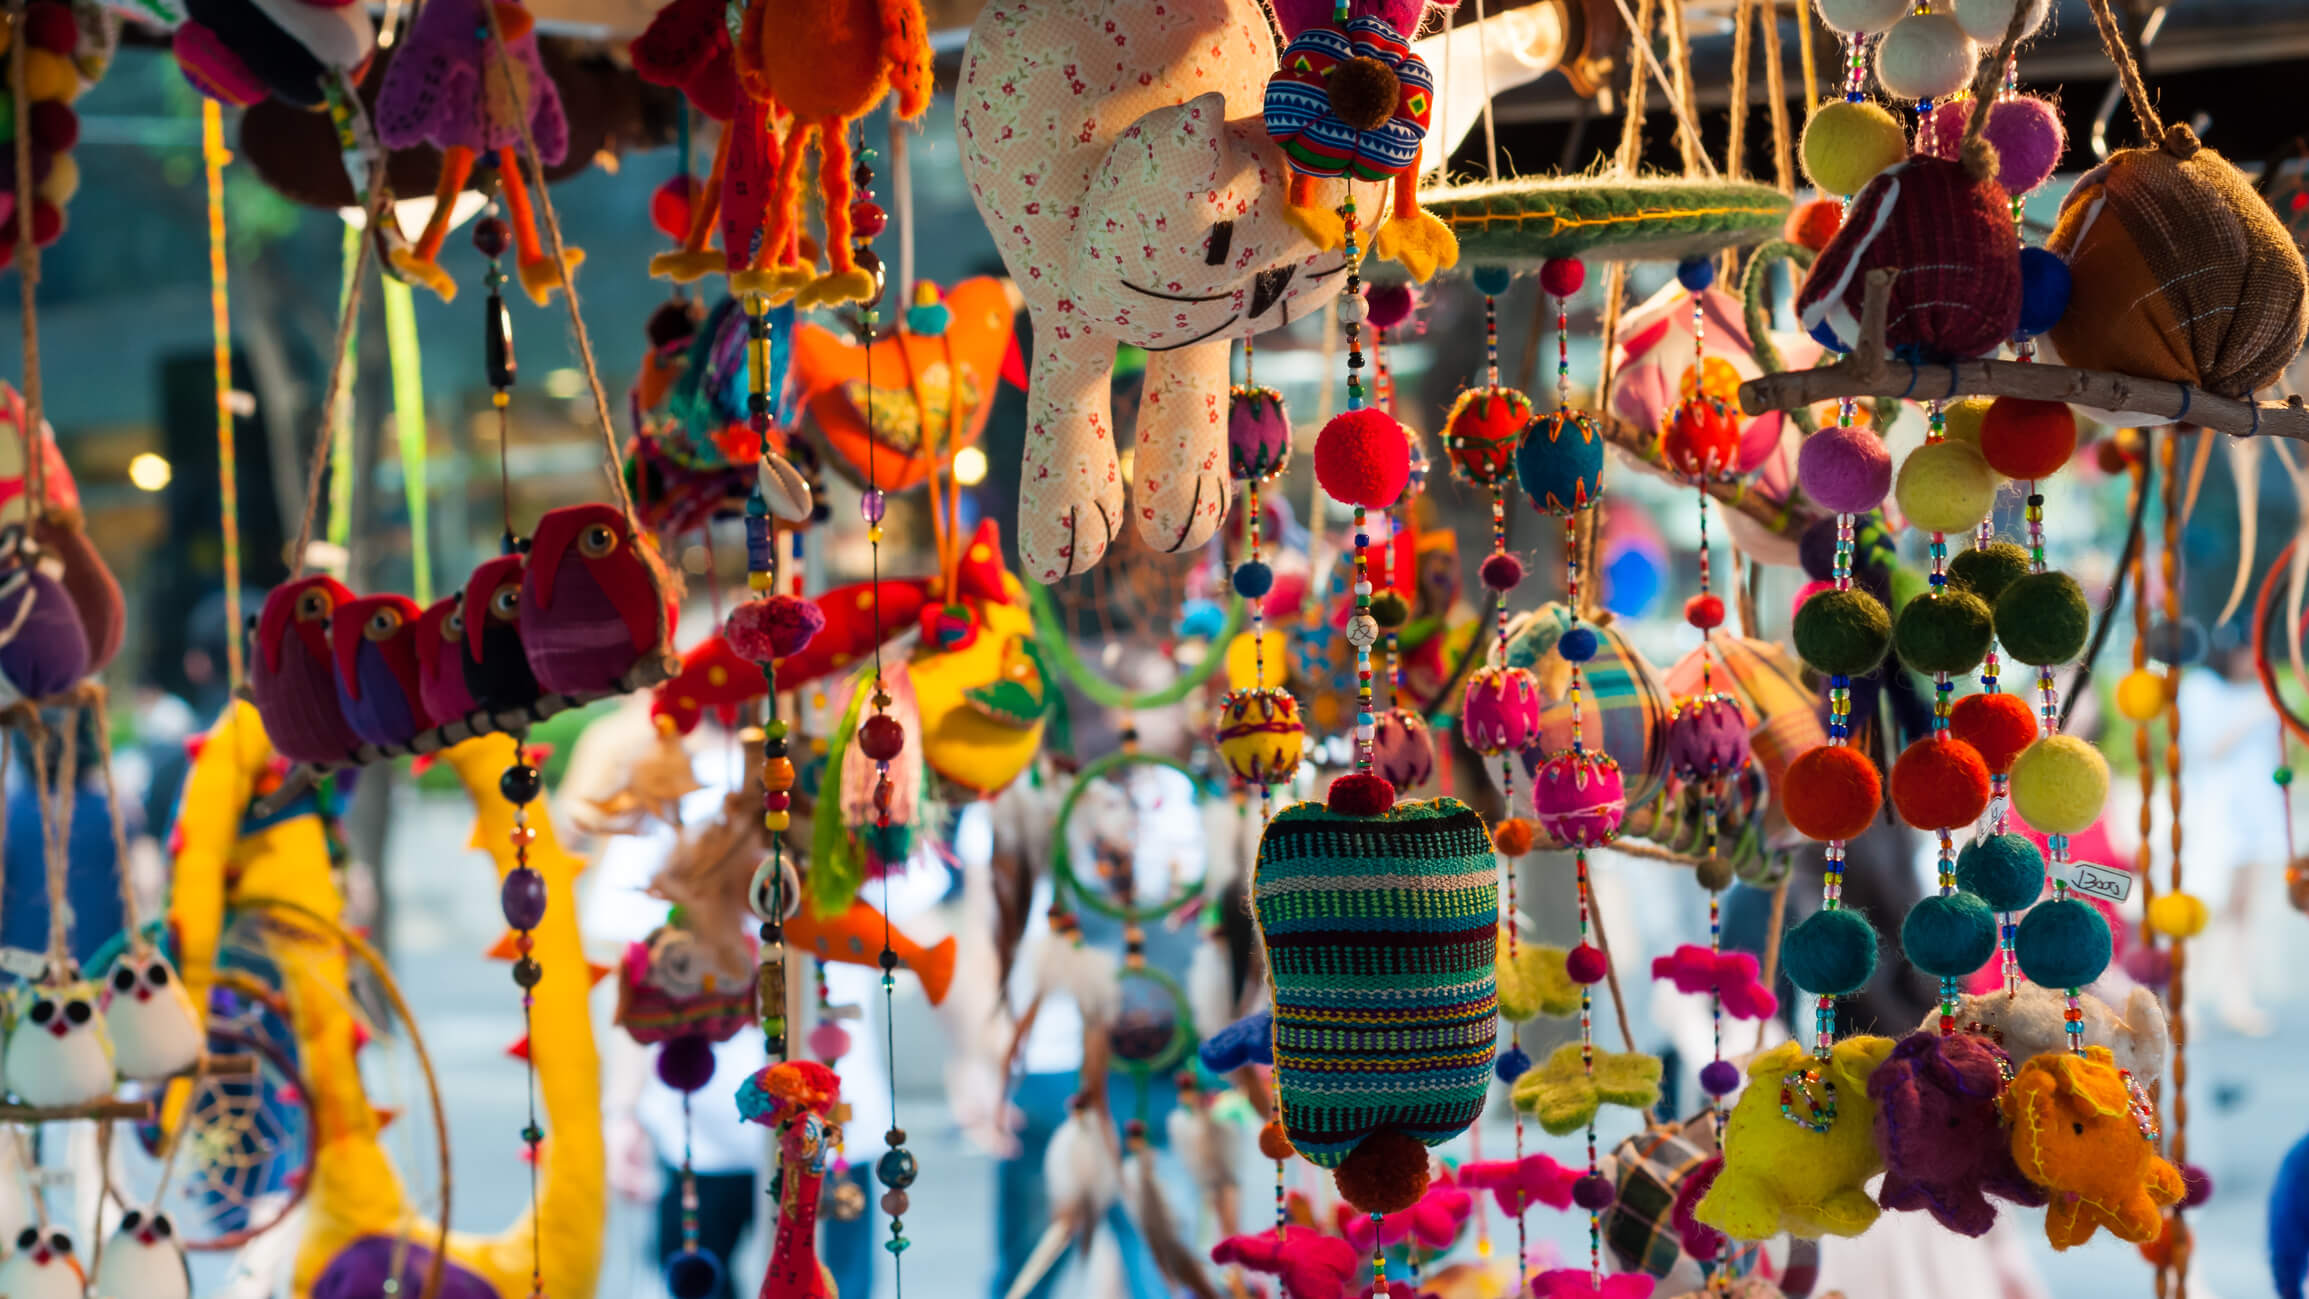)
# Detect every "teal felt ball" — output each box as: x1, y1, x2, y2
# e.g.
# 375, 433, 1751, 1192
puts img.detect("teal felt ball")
1994, 570, 2090, 666
2015, 896, 2111, 989
1793, 588, 1892, 676
1782, 907, 1879, 996
1955, 832, 2044, 911
1893, 588, 1994, 674
1473, 265, 1515, 296
1946, 542, 2032, 603
1515, 409, 1606, 516
1901, 892, 1998, 977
